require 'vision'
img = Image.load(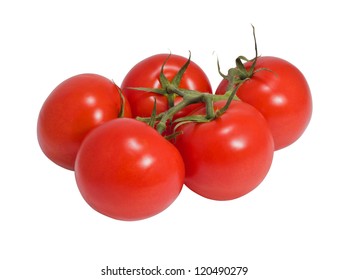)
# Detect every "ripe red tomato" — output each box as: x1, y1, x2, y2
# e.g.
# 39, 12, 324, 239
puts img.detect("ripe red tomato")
37, 73, 132, 170
74, 118, 185, 221
121, 53, 212, 119
174, 100, 274, 201
216, 56, 312, 150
